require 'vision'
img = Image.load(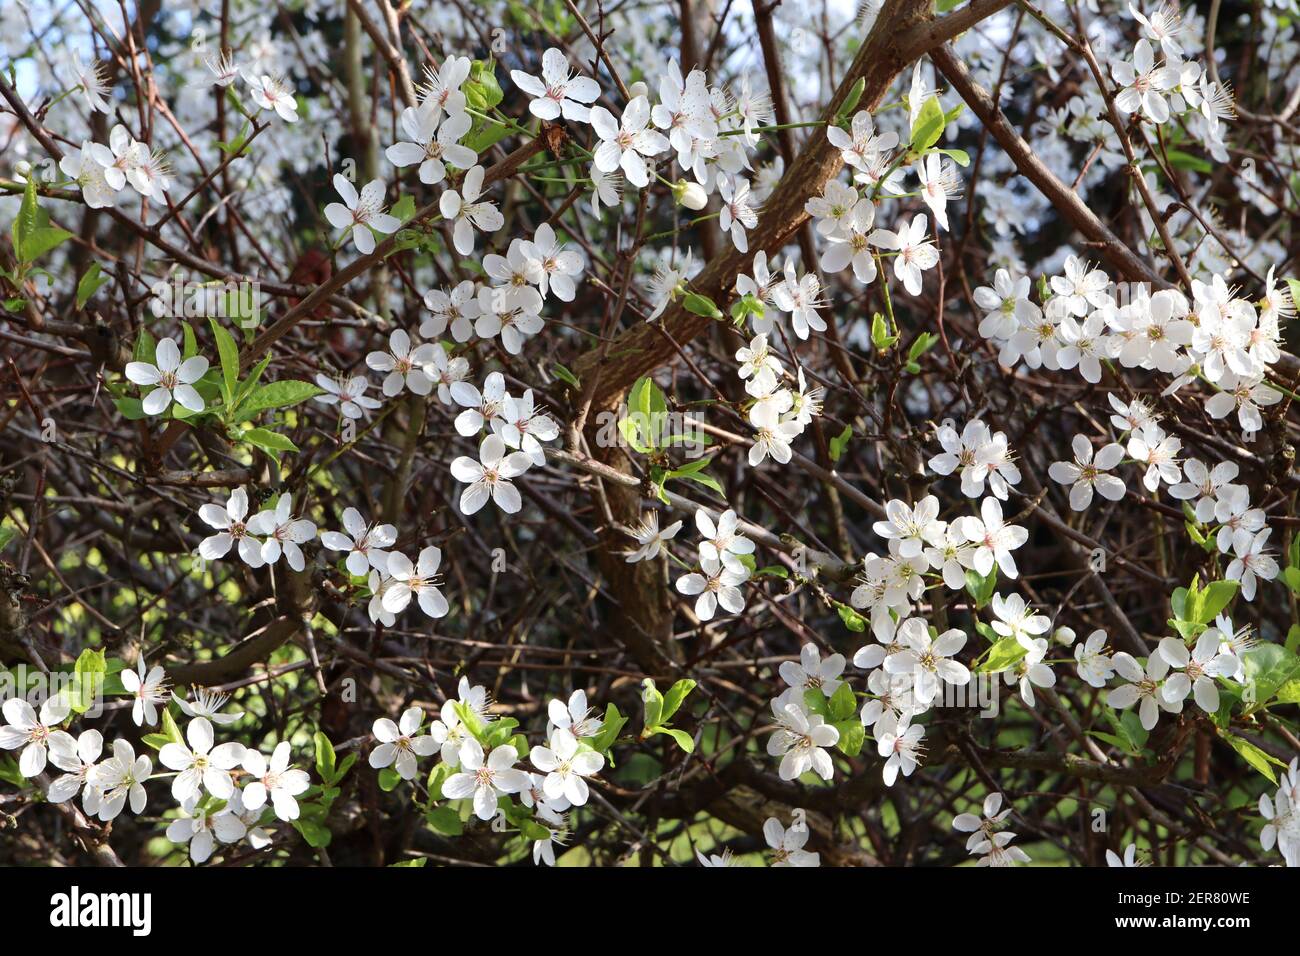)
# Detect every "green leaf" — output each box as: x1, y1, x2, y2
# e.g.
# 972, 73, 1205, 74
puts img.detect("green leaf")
314, 731, 337, 784
829, 425, 852, 463
390, 858, 428, 867
390, 195, 417, 223
20, 225, 71, 262
828, 681, 857, 721
977, 636, 1027, 674
1166, 149, 1213, 174
618, 415, 654, 454
1220, 730, 1281, 783
802, 688, 831, 719
427, 762, 453, 800
683, 292, 722, 319
836, 602, 866, 632
730, 293, 765, 327
588, 703, 626, 755
1087, 731, 1134, 752
292, 818, 333, 848
234, 380, 323, 421
378, 767, 402, 791
1197, 580, 1238, 624
660, 679, 697, 724
870, 312, 896, 351
242, 427, 299, 459
1241, 644, 1300, 710
0, 525, 15, 553
1284, 566, 1300, 596
216, 119, 252, 155
161, 706, 184, 745
1274, 679, 1300, 706
209, 318, 240, 405
133, 327, 157, 366
664, 459, 723, 495
837, 77, 866, 121
426, 806, 464, 835
1170, 584, 1189, 620
75, 263, 110, 308
485, 717, 520, 750
937, 147, 970, 167
652, 726, 695, 753
12, 176, 38, 259
517, 817, 551, 841
12, 176, 72, 262
552, 363, 580, 390
964, 567, 997, 609
910, 95, 946, 151
641, 678, 664, 730
239, 353, 272, 401
511, 733, 530, 760
465, 122, 510, 157
618, 376, 670, 453
1108, 708, 1150, 752
113, 396, 147, 420
141, 733, 171, 751
833, 719, 865, 756
452, 701, 488, 743
1173, 575, 1237, 629
0, 755, 24, 787
68, 648, 107, 715
907, 331, 938, 362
